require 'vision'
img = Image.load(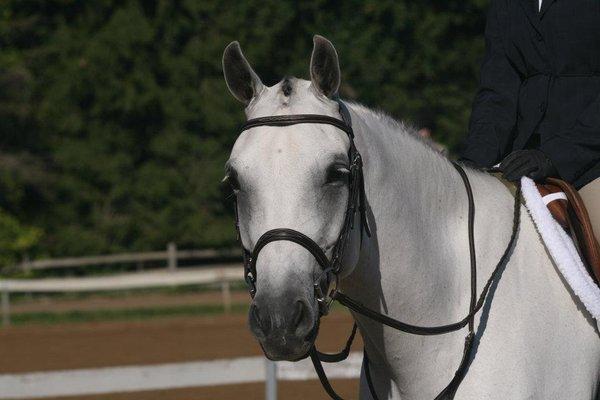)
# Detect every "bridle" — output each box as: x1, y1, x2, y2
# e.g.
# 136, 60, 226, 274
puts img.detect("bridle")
236, 100, 371, 316
231, 100, 522, 400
